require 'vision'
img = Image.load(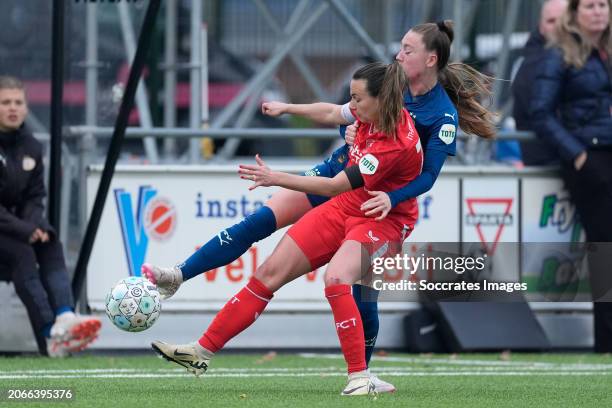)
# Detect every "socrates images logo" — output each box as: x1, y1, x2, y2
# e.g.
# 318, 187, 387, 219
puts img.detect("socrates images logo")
465, 198, 514, 255
114, 186, 177, 276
